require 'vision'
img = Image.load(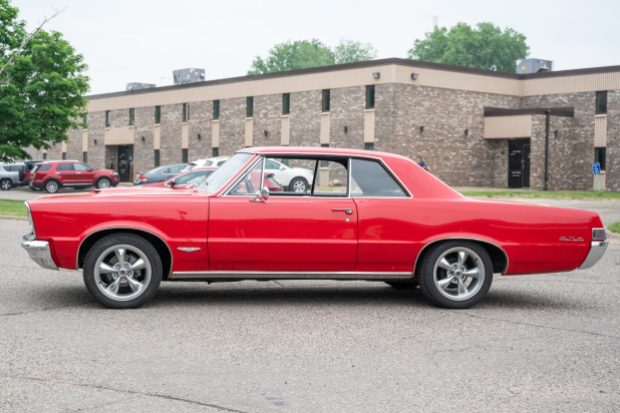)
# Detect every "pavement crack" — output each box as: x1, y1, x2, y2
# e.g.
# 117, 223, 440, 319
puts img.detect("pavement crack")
4, 375, 250, 413
455, 311, 620, 340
